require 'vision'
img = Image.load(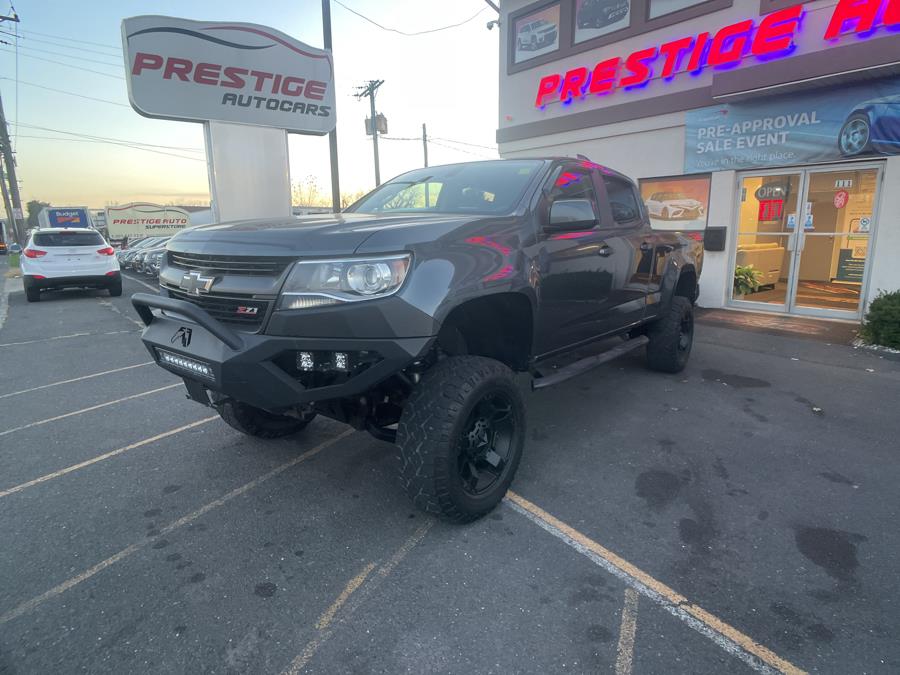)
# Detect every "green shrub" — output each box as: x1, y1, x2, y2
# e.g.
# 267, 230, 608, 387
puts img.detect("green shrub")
861, 290, 900, 349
